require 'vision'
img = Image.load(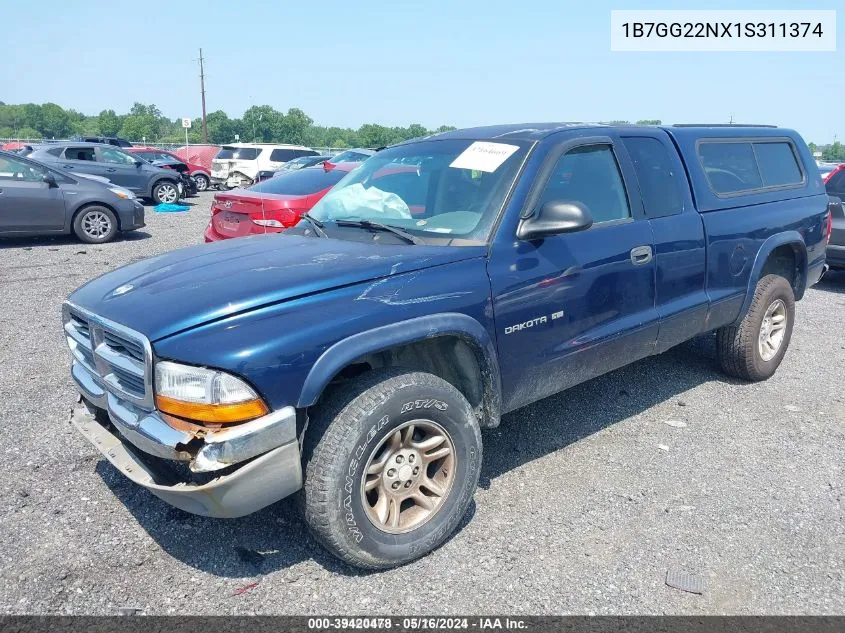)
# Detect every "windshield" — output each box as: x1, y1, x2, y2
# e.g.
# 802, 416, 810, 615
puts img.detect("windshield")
217, 146, 260, 160
330, 149, 373, 163
308, 139, 529, 241
286, 157, 312, 167
248, 166, 347, 195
